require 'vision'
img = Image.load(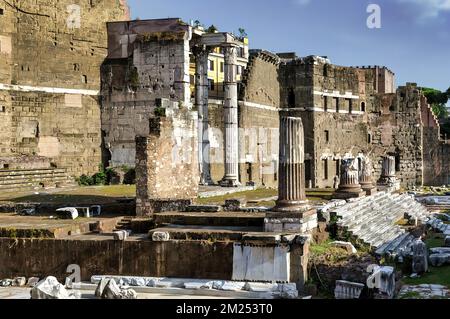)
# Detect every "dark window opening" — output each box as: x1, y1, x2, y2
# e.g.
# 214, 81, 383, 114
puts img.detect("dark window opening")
209, 60, 214, 71
361, 102, 366, 112
395, 154, 401, 172
368, 133, 372, 144
305, 160, 312, 183
325, 130, 330, 143
209, 79, 215, 91
323, 159, 329, 180
220, 62, 224, 73
82, 75, 87, 84
349, 99, 353, 114
0, 106, 5, 112
288, 88, 296, 108
0, 8, 4, 15
324, 96, 328, 112
246, 162, 253, 182
3, 164, 9, 169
